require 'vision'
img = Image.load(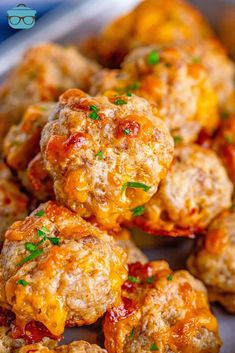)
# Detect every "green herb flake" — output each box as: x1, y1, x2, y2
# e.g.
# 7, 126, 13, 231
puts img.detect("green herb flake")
121, 182, 151, 194
173, 135, 183, 145
17, 249, 43, 267
90, 105, 99, 112
225, 134, 234, 144
128, 276, 140, 284
95, 151, 104, 160
129, 328, 135, 339
125, 82, 141, 92
167, 273, 173, 281
147, 51, 160, 65
191, 56, 201, 64
150, 343, 159, 351
221, 111, 229, 120
38, 226, 49, 237
48, 237, 60, 246
146, 276, 154, 284
114, 99, 127, 106
39, 106, 49, 111
123, 129, 130, 135
35, 210, 45, 217
126, 92, 132, 97
132, 205, 145, 217
25, 242, 37, 253
17, 279, 29, 287
89, 111, 100, 120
